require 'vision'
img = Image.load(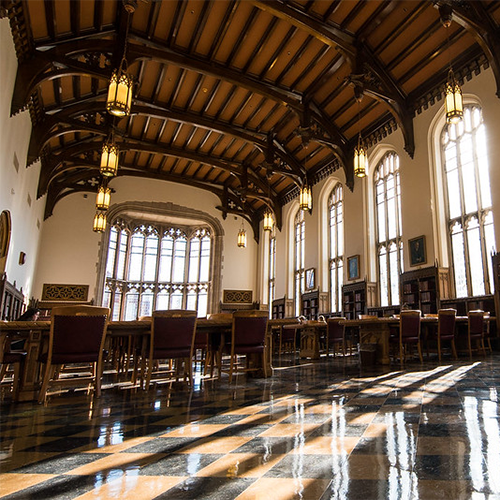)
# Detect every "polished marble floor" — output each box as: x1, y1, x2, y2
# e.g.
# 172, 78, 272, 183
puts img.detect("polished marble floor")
1, 352, 500, 500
